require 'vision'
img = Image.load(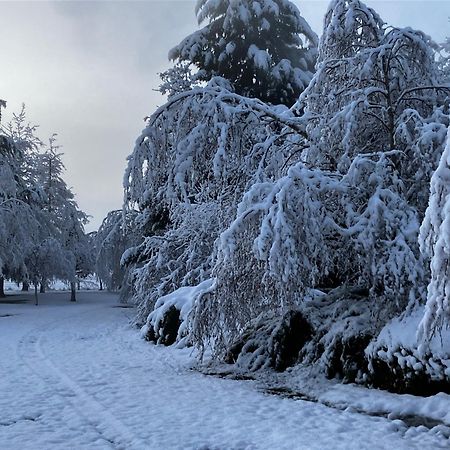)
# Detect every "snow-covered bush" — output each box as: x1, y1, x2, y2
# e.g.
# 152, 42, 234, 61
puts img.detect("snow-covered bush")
366, 306, 450, 395
127, 202, 222, 322
142, 279, 214, 348
194, 148, 425, 356
193, 165, 338, 353
224, 309, 312, 372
